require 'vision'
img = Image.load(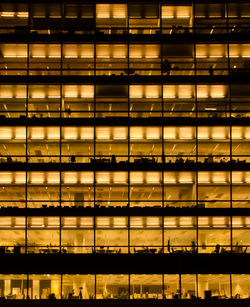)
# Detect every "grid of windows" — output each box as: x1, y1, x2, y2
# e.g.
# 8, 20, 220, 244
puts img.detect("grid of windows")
0, 170, 250, 208
1, 125, 250, 164
0, 81, 249, 118
0, 274, 249, 300
0, 2, 250, 34
0, 0, 250, 303
0, 215, 249, 254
